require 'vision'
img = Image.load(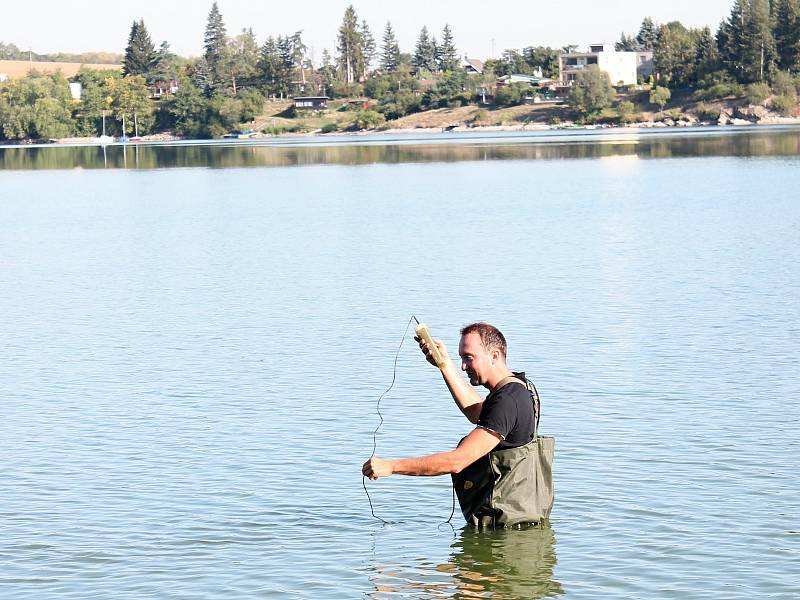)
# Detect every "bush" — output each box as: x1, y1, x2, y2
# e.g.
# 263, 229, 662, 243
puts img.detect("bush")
378, 90, 421, 120
363, 76, 392, 100
495, 83, 528, 107
569, 66, 614, 115
694, 101, 721, 122
746, 82, 771, 106
320, 122, 338, 133
771, 94, 797, 116
649, 86, 671, 113
330, 81, 364, 99
238, 89, 265, 122
262, 123, 306, 135
617, 100, 636, 123
352, 110, 385, 130
772, 72, 798, 99
692, 82, 744, 102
